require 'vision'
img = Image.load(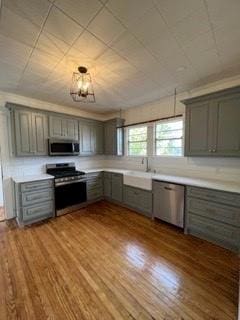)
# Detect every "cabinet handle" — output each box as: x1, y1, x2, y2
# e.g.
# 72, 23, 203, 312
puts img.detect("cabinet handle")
208, 149, 212, 152
212, 149, 216, 152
